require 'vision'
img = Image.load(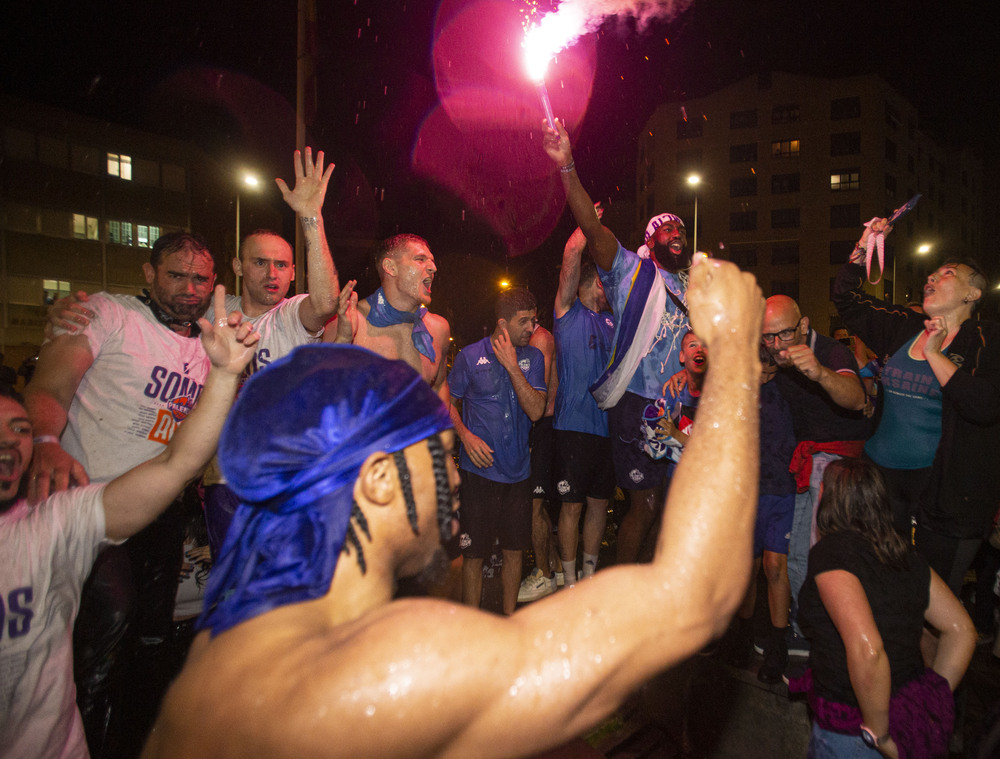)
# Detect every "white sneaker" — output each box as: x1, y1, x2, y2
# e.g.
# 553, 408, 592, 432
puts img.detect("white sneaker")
518, 567, 556, 602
